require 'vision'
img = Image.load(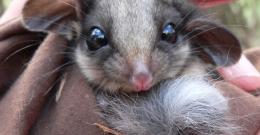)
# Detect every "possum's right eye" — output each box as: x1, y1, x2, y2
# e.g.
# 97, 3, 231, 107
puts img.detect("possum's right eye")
161, 23, 178, 44
86, 27, 108, 51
